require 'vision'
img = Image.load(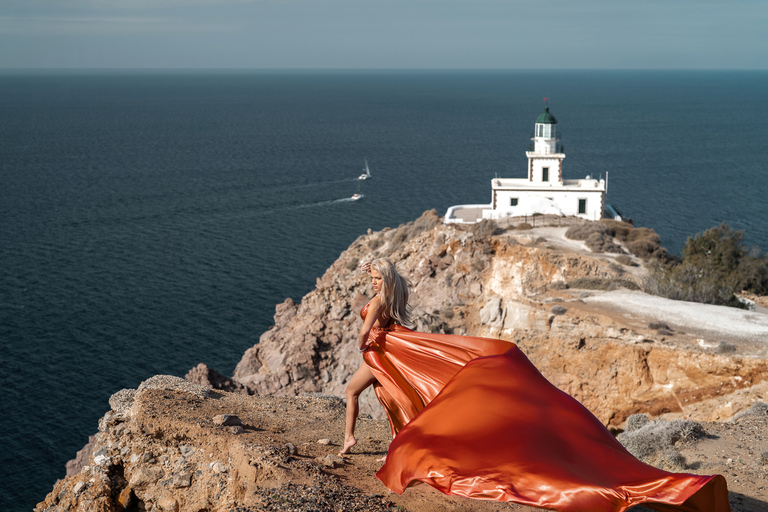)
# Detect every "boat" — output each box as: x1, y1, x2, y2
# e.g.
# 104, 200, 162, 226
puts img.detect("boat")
358, 159, 372, 180
351, 193, 363, 201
